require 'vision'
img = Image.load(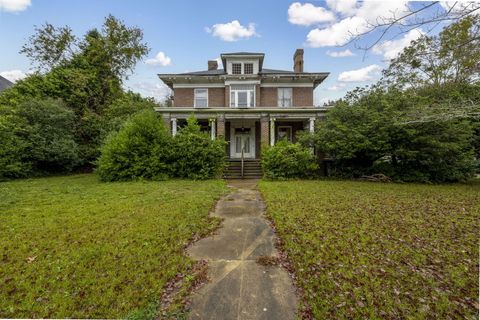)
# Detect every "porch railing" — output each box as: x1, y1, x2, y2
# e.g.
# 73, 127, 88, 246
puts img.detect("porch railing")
241, 147, 244, 178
